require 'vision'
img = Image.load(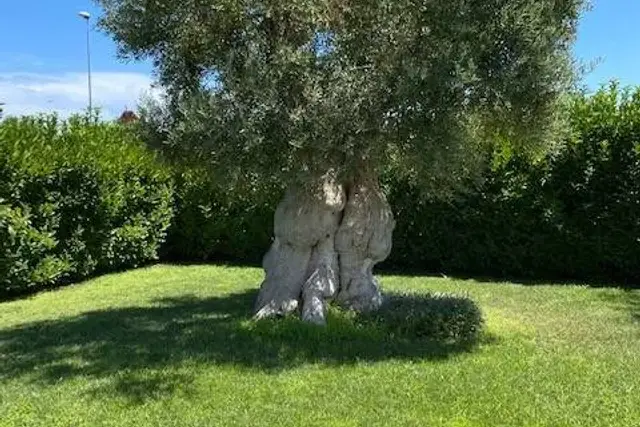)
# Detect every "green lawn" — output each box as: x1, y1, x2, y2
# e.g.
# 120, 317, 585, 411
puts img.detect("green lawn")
1, 265, 639, 427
